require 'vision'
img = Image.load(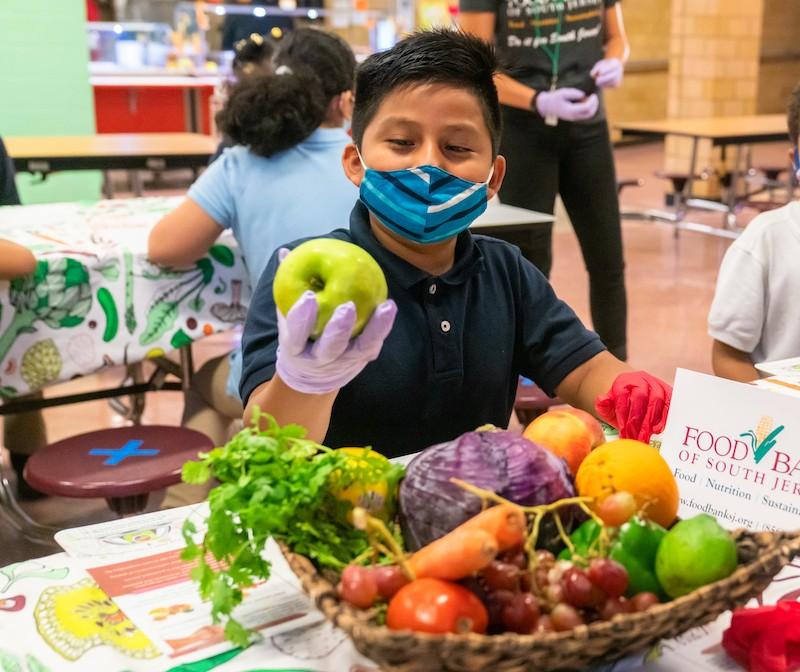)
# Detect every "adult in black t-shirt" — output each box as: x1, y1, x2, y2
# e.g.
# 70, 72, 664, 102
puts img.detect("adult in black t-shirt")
460, 1, 630, 360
